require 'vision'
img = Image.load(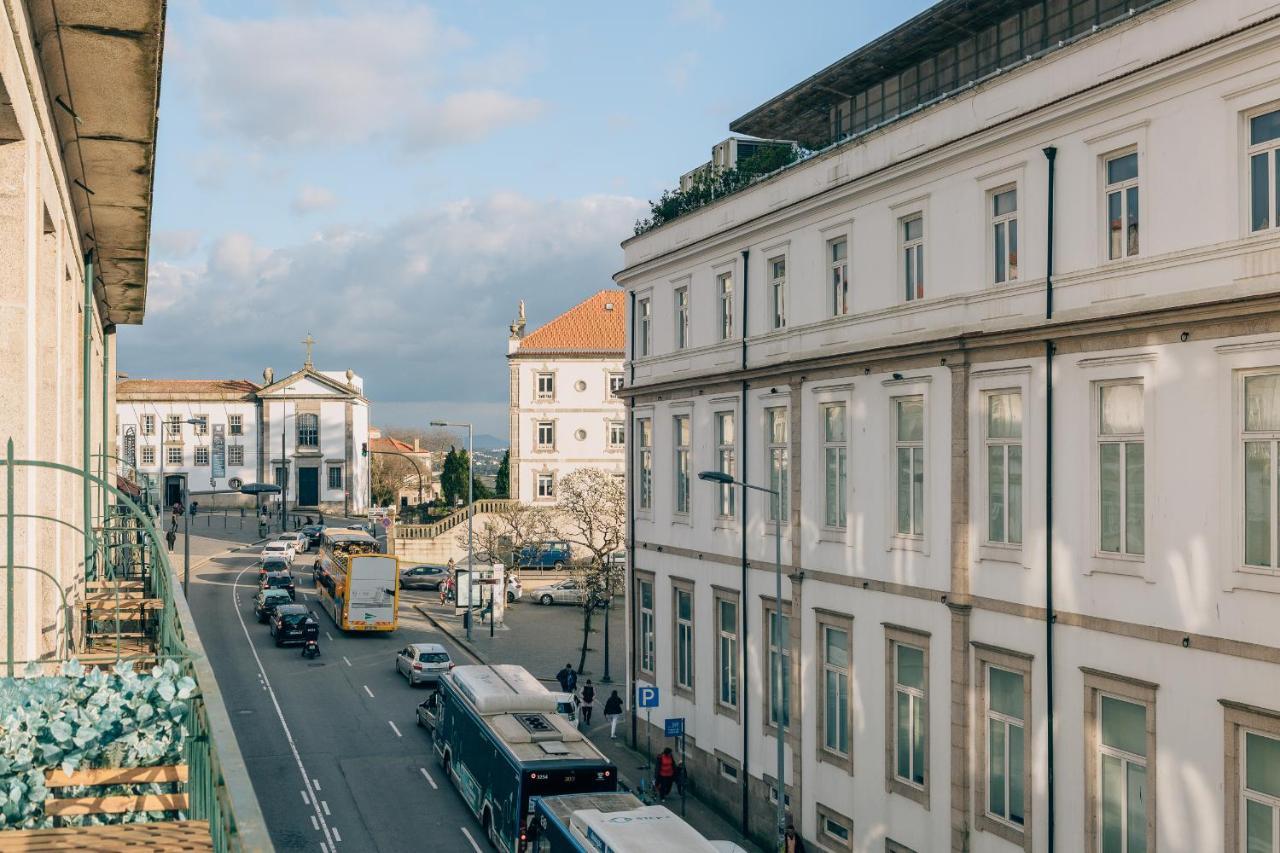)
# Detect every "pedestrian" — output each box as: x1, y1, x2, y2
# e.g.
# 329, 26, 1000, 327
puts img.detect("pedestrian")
190, 501, 199, 517
580, 680, 595, 726
784, 824, 806, 853
655, 748, 677, 800
165, 528, 176, 553
439, 581, 448, 606
555, 663, 573, 693
603, 689, 623, 739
